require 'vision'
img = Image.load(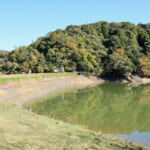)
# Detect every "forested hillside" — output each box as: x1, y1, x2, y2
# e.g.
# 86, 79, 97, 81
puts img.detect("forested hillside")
0, 21, 150, 77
